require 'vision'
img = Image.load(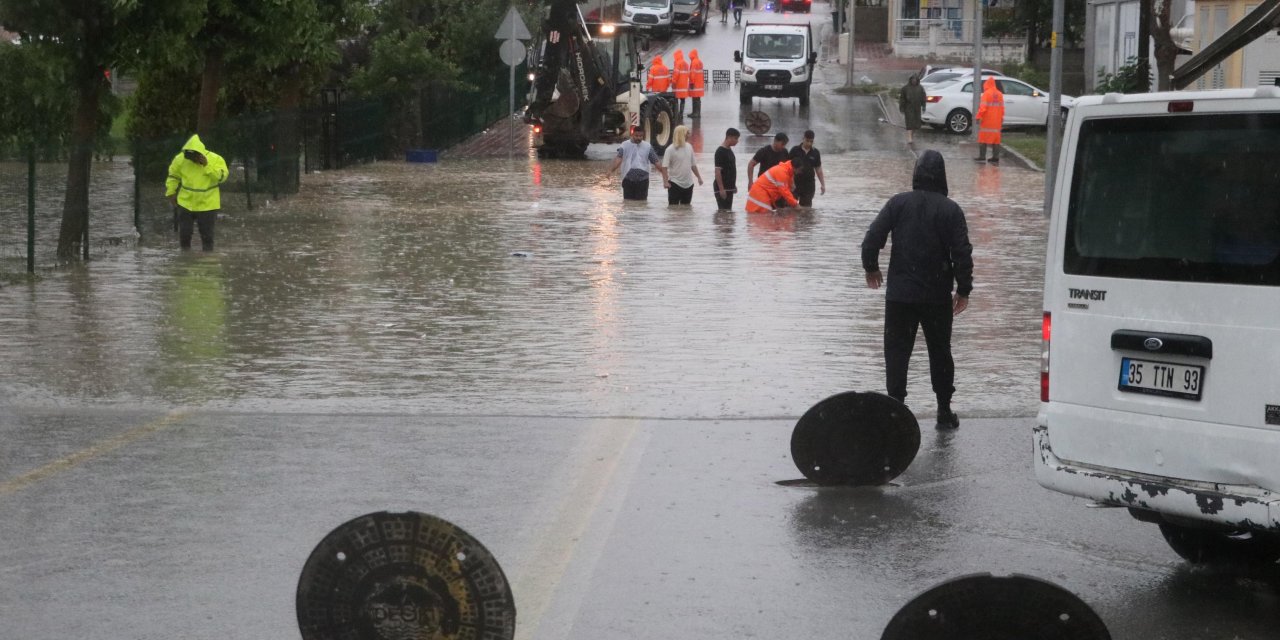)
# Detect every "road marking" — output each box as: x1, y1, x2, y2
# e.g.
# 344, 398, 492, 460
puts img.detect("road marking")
512, 420, 642, 640
0, 411, 188, 496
